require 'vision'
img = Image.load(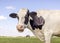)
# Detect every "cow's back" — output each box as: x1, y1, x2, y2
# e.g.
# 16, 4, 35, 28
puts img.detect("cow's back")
36, 10, 60, 35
